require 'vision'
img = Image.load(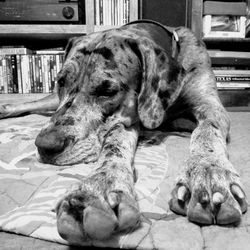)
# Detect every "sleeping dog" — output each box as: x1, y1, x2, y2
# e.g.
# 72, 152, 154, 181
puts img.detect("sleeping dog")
0, 20, 247, 242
